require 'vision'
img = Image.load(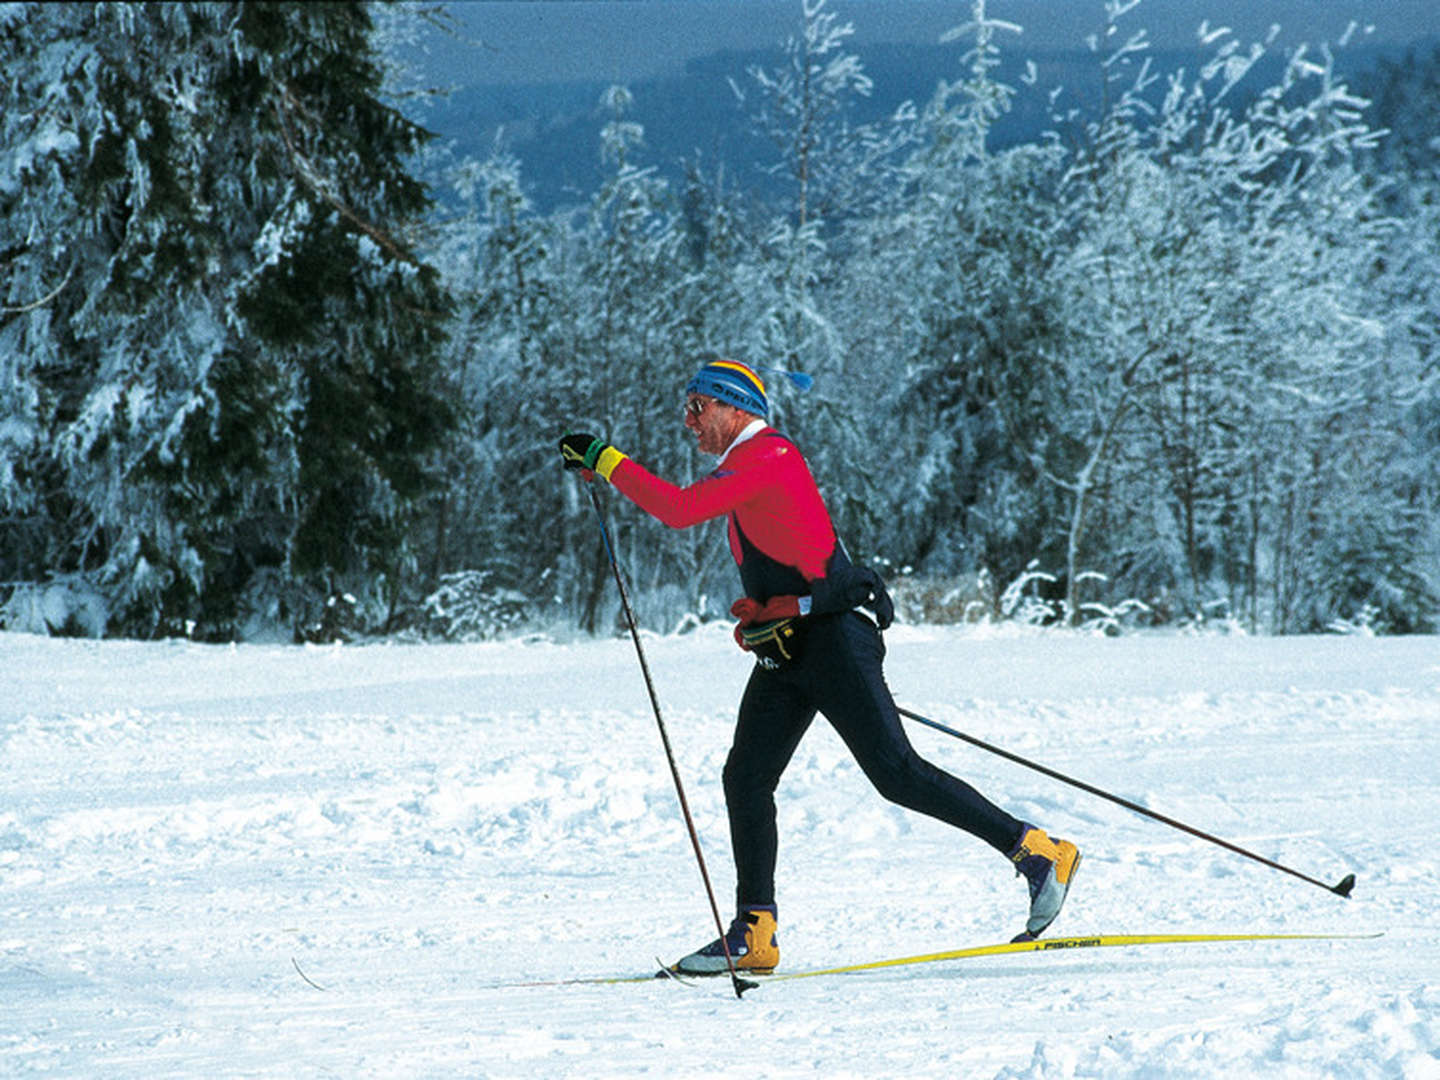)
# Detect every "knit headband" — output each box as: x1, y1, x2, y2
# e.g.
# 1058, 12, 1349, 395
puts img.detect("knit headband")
685, 357, 769, 418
